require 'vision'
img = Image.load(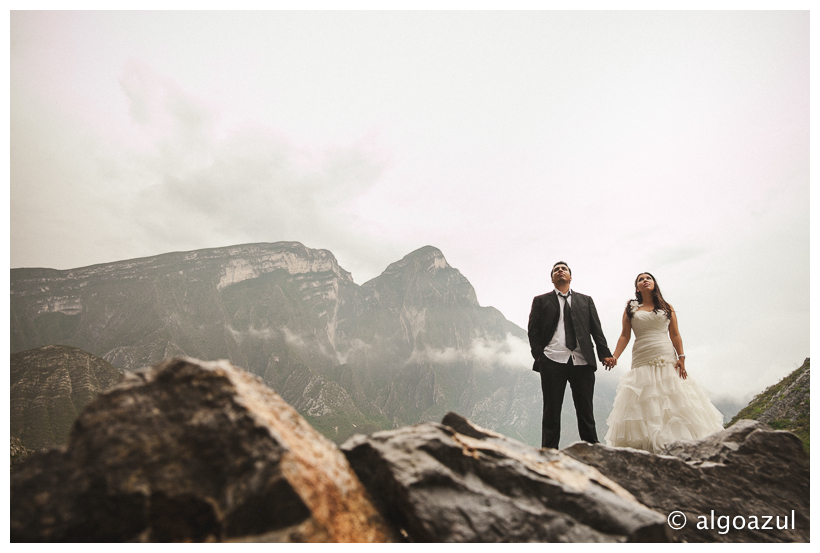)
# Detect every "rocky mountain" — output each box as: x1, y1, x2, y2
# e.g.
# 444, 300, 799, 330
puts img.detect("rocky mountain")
10, 345, 123, 450
727, 358, 810, 453
10, 357, 808, 542
11, 243, 554, 444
